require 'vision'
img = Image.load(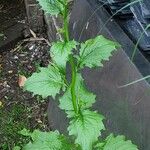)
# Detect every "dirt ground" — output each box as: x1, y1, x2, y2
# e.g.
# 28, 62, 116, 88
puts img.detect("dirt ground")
0, 0, 25, 32
0, 39, 51, 149
0, 0, 54, 149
